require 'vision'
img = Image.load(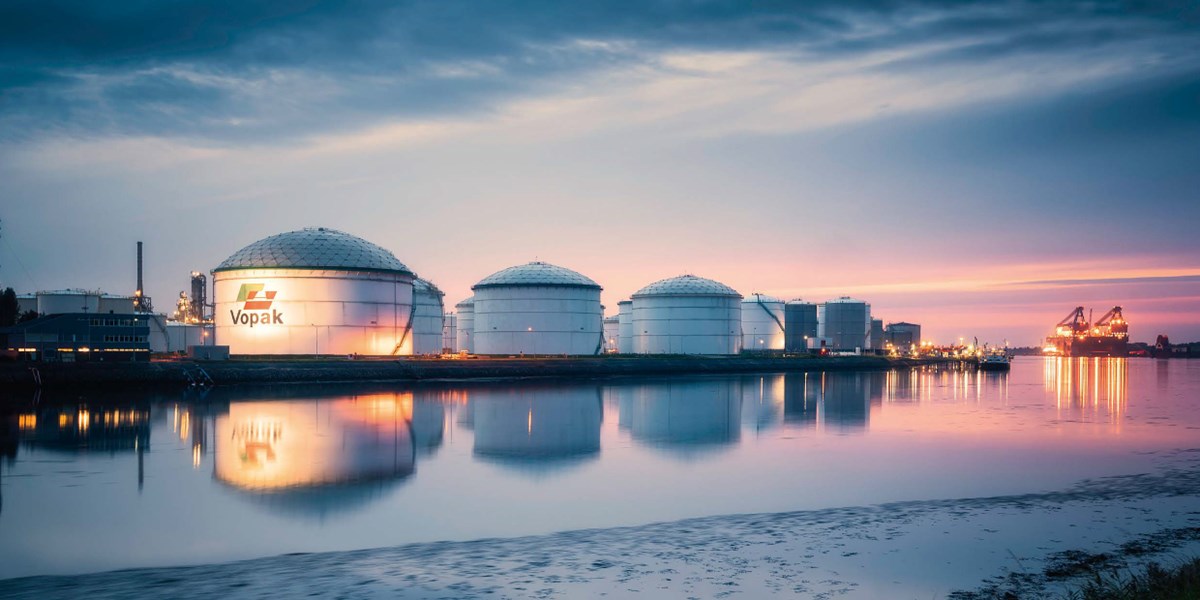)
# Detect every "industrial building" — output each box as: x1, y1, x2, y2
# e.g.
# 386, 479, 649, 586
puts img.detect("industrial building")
212, 227, 416, 355
0, 313, 151, 361
411, 278, 445, 355
741, 293, 785, 352
617, 300, 634, 354
784, 300, 819, 352
632, 275, 742, 355
470, 261, 604, 355
818, 297, 872, 352
885, 322, 922, 349
603, 315, 620, 353
455, 297, 475, 353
